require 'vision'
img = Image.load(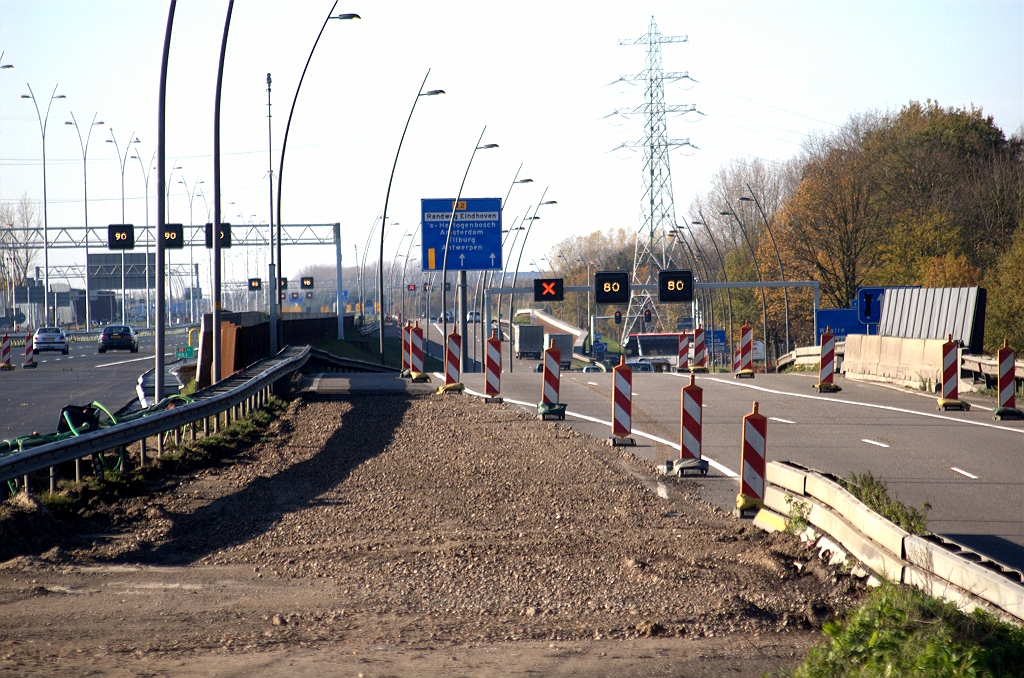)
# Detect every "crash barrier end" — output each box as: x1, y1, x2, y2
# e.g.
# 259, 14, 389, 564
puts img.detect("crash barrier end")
436, 382, 465, 394
409, 372, 431, 383
815, 382, 842, 393
608, 436, 635, 447
752, 507, 789, 533
937, 397, 969, 411
537, 401, 566, 420
484, 396, 504, 404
